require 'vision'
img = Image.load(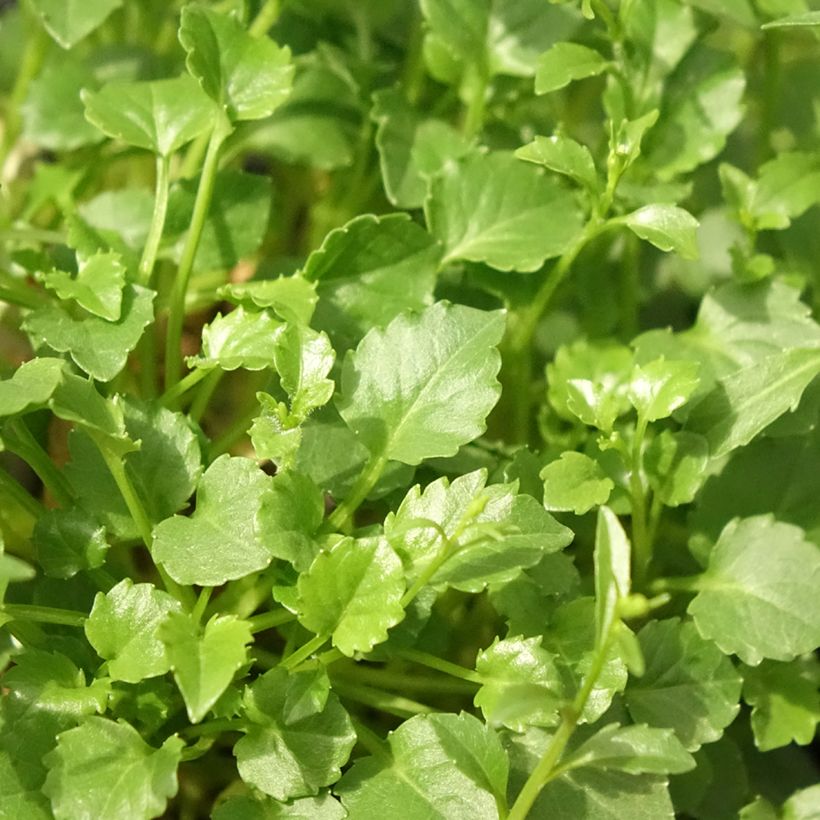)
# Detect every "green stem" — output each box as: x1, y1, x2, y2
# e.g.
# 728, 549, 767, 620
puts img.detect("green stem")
0, 227, 65, 245
248, 0, 281, 37
138, 154, 171, 287
0, 275, 46, 310
462, 67, 490, 138
629, 416, 651, 585
649, 575, 702, 595
350, 717, 390, 760
192, 587, 212, 624
1, 603, 86, 627
331, 679, 433, 718
280, 633, 329, 671
189, 368, 223, 423
3, 419, 74, 508
180, 718, 245, 739
208, 402, 258, 457
247, 608, 297, 633
164, 116, 232, 390
392, 648, 484, 684
160, 367, 210, 407
324, 453, 388, 532
334, 663, 479, 695
0, 465, 44, 519
402, 4, 426, 104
